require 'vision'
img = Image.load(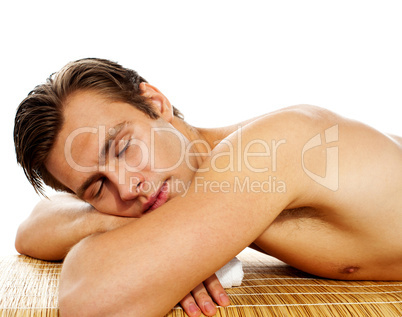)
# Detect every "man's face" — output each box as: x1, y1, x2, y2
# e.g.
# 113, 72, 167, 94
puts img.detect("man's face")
46, 90, 199, 217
